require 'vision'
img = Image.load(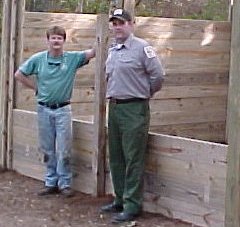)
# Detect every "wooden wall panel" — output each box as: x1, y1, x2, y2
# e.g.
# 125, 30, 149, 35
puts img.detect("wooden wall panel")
12, 109, 95, 194
105, 131, 228, 227
15, 12, 230, 142
13, 110, 228, 226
